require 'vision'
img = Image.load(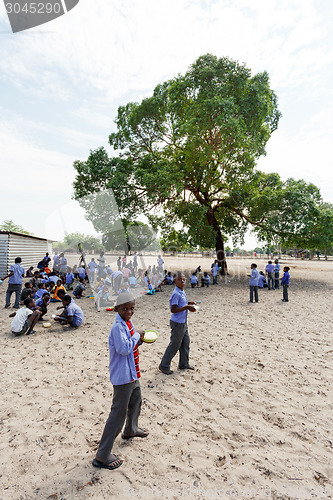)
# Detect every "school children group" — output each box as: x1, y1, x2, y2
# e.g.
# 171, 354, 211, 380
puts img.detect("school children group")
249, 259, 290, 303
2, 253, 84, 335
